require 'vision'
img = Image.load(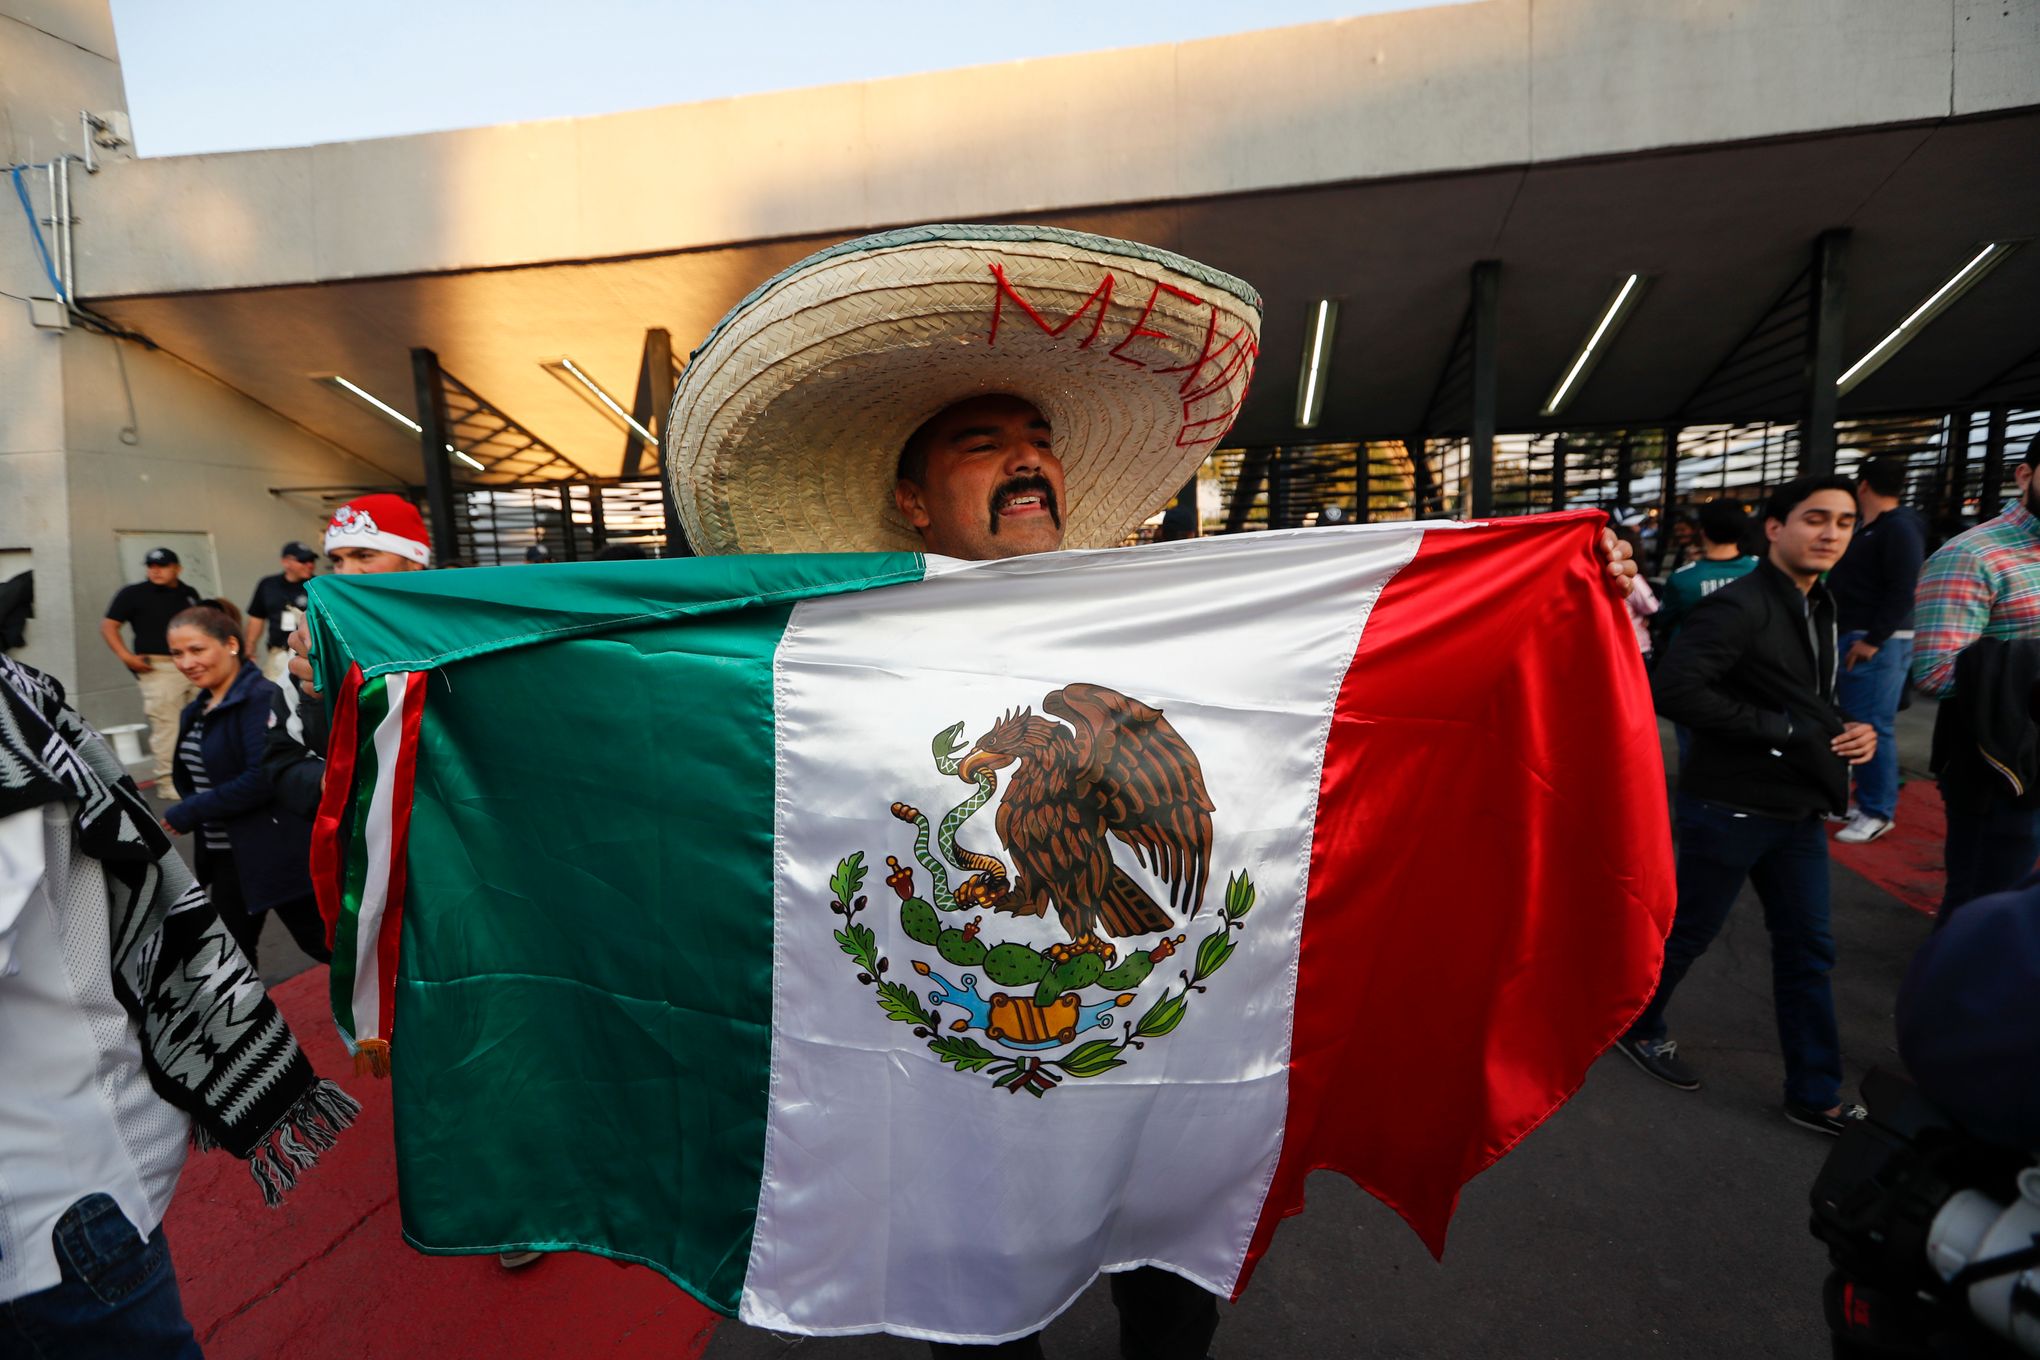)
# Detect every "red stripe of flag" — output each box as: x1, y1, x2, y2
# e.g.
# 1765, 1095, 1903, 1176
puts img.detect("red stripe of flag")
375, 673, 430, 1046
1239, 510, 1673, 1287
310, 663, 367, 950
